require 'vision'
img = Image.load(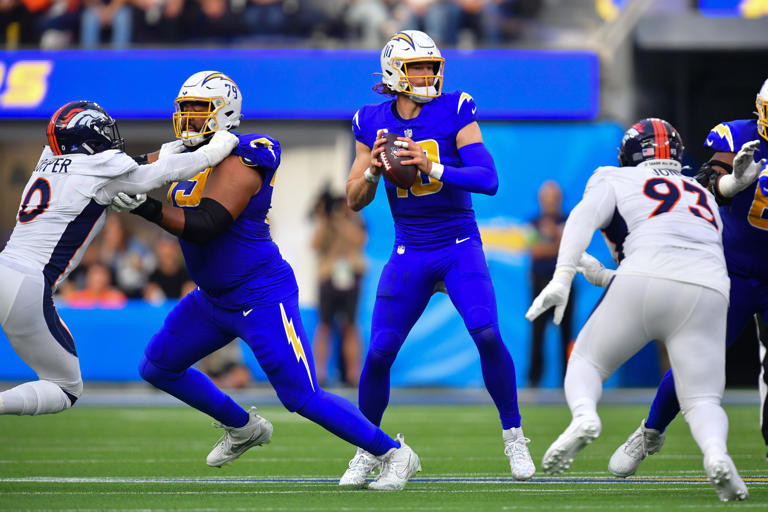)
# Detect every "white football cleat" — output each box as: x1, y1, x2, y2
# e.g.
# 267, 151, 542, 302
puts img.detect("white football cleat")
368, 434, 421, 491
704, 454, 749, 502
206, 406, 273, 467
542, 418, 601, 475
339, 447, 380, 487
503, 427, 536, 480
608, 419, 665, 478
